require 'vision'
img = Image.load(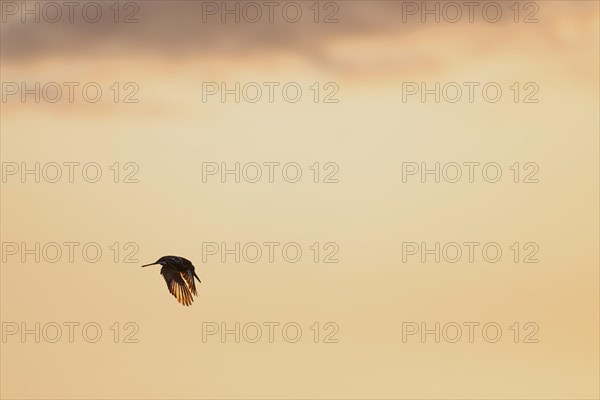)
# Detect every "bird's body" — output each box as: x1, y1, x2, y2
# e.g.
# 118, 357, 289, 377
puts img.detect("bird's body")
142, 256, 201, 306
